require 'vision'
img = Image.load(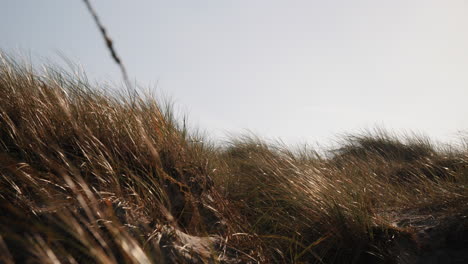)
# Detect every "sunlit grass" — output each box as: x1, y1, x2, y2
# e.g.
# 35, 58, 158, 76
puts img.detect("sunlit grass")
0, 53, 467, 263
